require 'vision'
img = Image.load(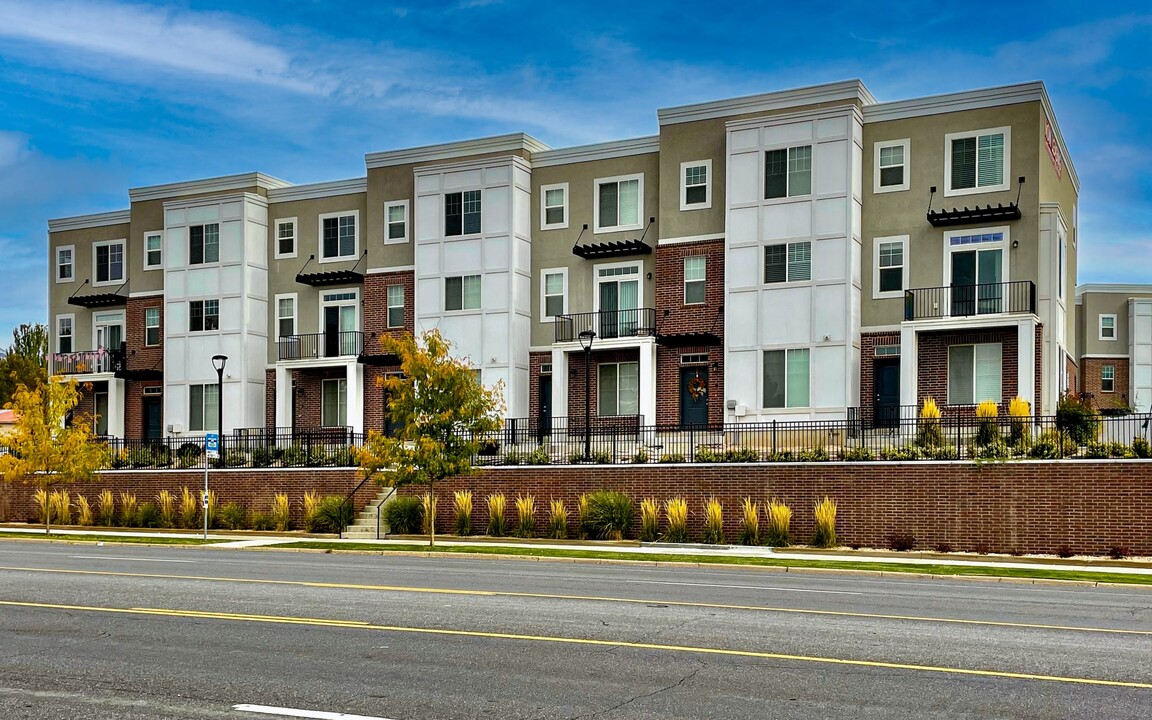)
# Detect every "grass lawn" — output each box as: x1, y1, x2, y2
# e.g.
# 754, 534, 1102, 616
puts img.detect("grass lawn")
0, 531, 227, 545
